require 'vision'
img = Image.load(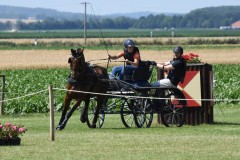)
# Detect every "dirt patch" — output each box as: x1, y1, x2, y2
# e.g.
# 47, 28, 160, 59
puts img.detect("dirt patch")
0, 48, 240, 70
